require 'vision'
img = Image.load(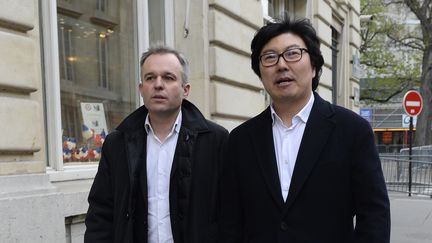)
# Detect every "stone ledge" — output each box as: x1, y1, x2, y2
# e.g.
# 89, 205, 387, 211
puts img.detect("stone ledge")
0, 173, 55, 197
0, 18, 33, 32
0, 0, 35, 33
